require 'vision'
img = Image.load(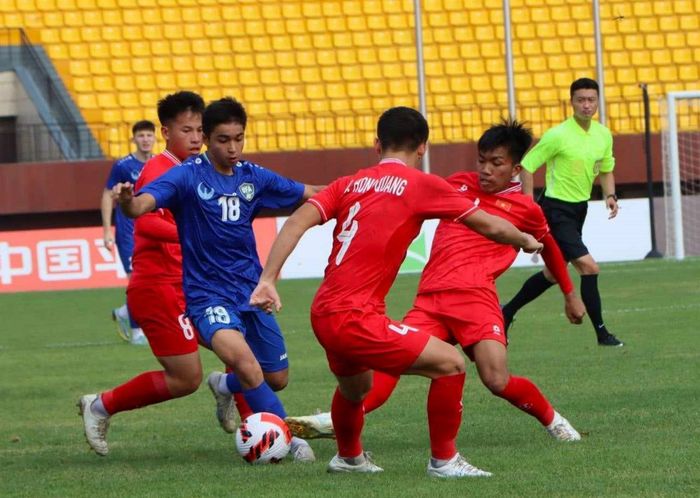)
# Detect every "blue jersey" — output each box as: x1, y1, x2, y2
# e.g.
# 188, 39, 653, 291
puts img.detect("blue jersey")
106, 154, 146, 243
140, 153, 305, 311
